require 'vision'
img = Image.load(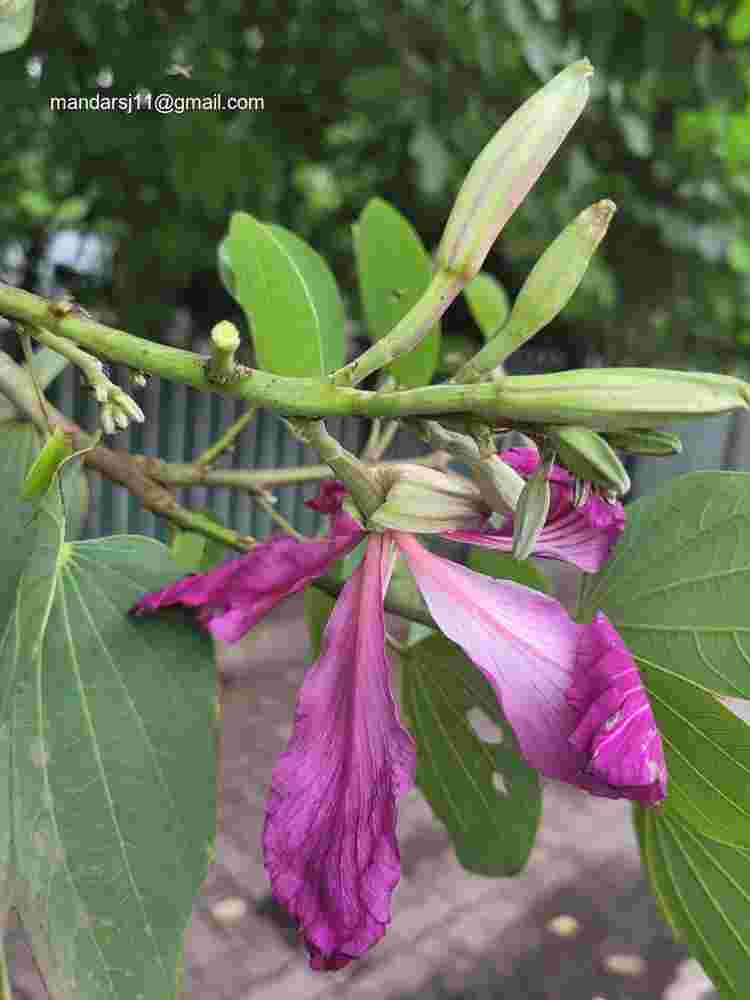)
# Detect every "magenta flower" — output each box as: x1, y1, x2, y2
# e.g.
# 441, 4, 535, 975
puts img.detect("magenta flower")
445, 446, 625, 572
263, 533, 415, 969
568, 611, 667, 804
131, 481, 364, 641
131, 478, 664, 970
